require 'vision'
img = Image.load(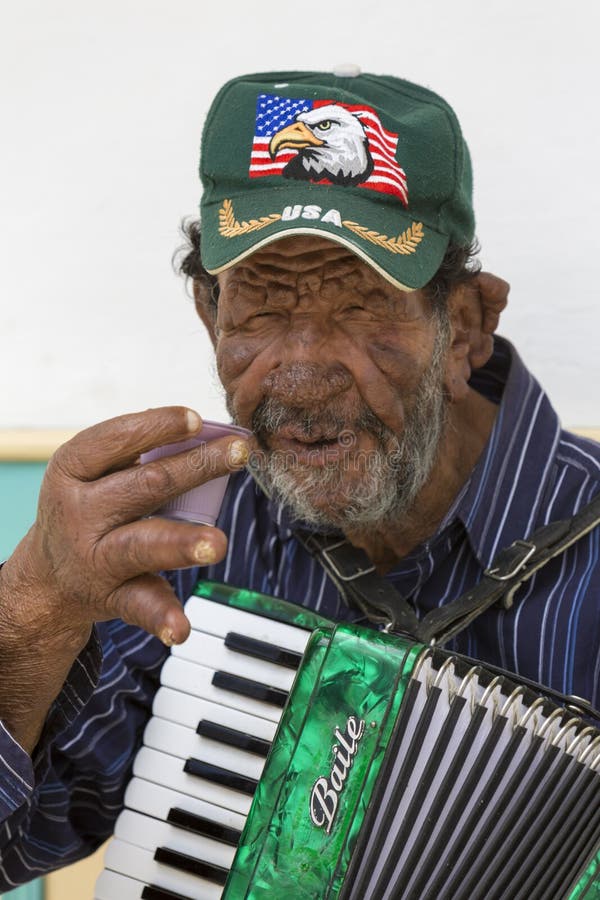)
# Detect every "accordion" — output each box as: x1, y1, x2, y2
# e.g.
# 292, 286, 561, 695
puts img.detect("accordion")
96, 581, 600, 900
